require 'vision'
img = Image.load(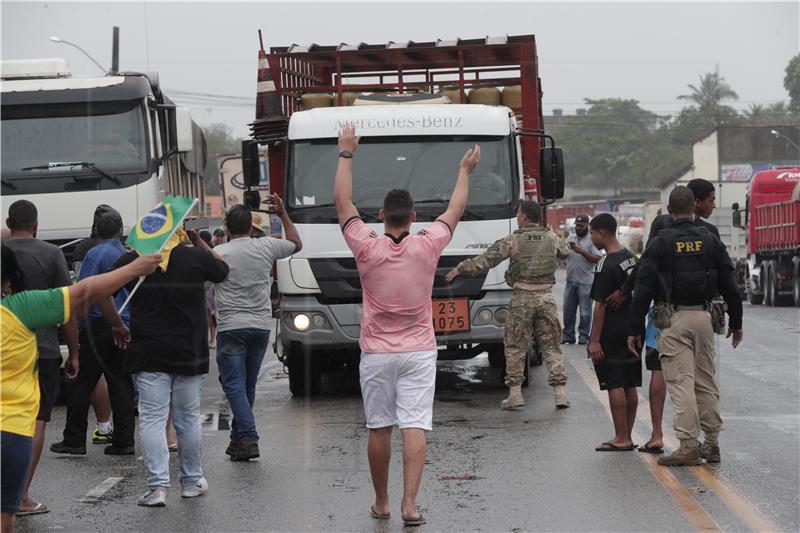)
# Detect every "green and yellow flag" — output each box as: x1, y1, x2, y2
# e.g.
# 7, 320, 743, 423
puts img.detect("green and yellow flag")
126, 196, 196, 255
